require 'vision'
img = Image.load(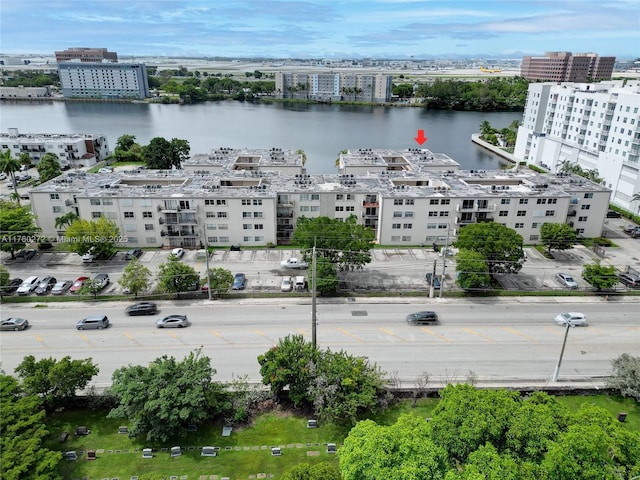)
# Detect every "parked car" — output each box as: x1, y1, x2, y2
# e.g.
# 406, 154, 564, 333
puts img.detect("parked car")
606, 210, 622, 218
81, 248, 95, 263
618, 272, 640, 288
425, 273, 442, 289
16, 276, 39, 295
51, 280, 73, 295
1, 317, 29, 331
15, 173, 31, 182
232, 273, 246, 290
125, 302, 158, 316
98, 167, 114, 173
15, 249, 36, 261
629, 228, 640, 238
438, 247, 454, 257
554, 312, 587, 327
555, 272, 578, 289
0, 172, 6, 180
69, 276, 89, 293
280, 258, 308, 269
406, 311, 439, 325
125, 248, 143, 260
93, 273, 110, 290
294, 276, 308, 291
280, 276, 293, 292
623, 224, 638, 233
1, 278, 23, 295
156, 314, 190, 328
76, 314, 109, 330
171, 247, 185, 259
34, 276, 57, 295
